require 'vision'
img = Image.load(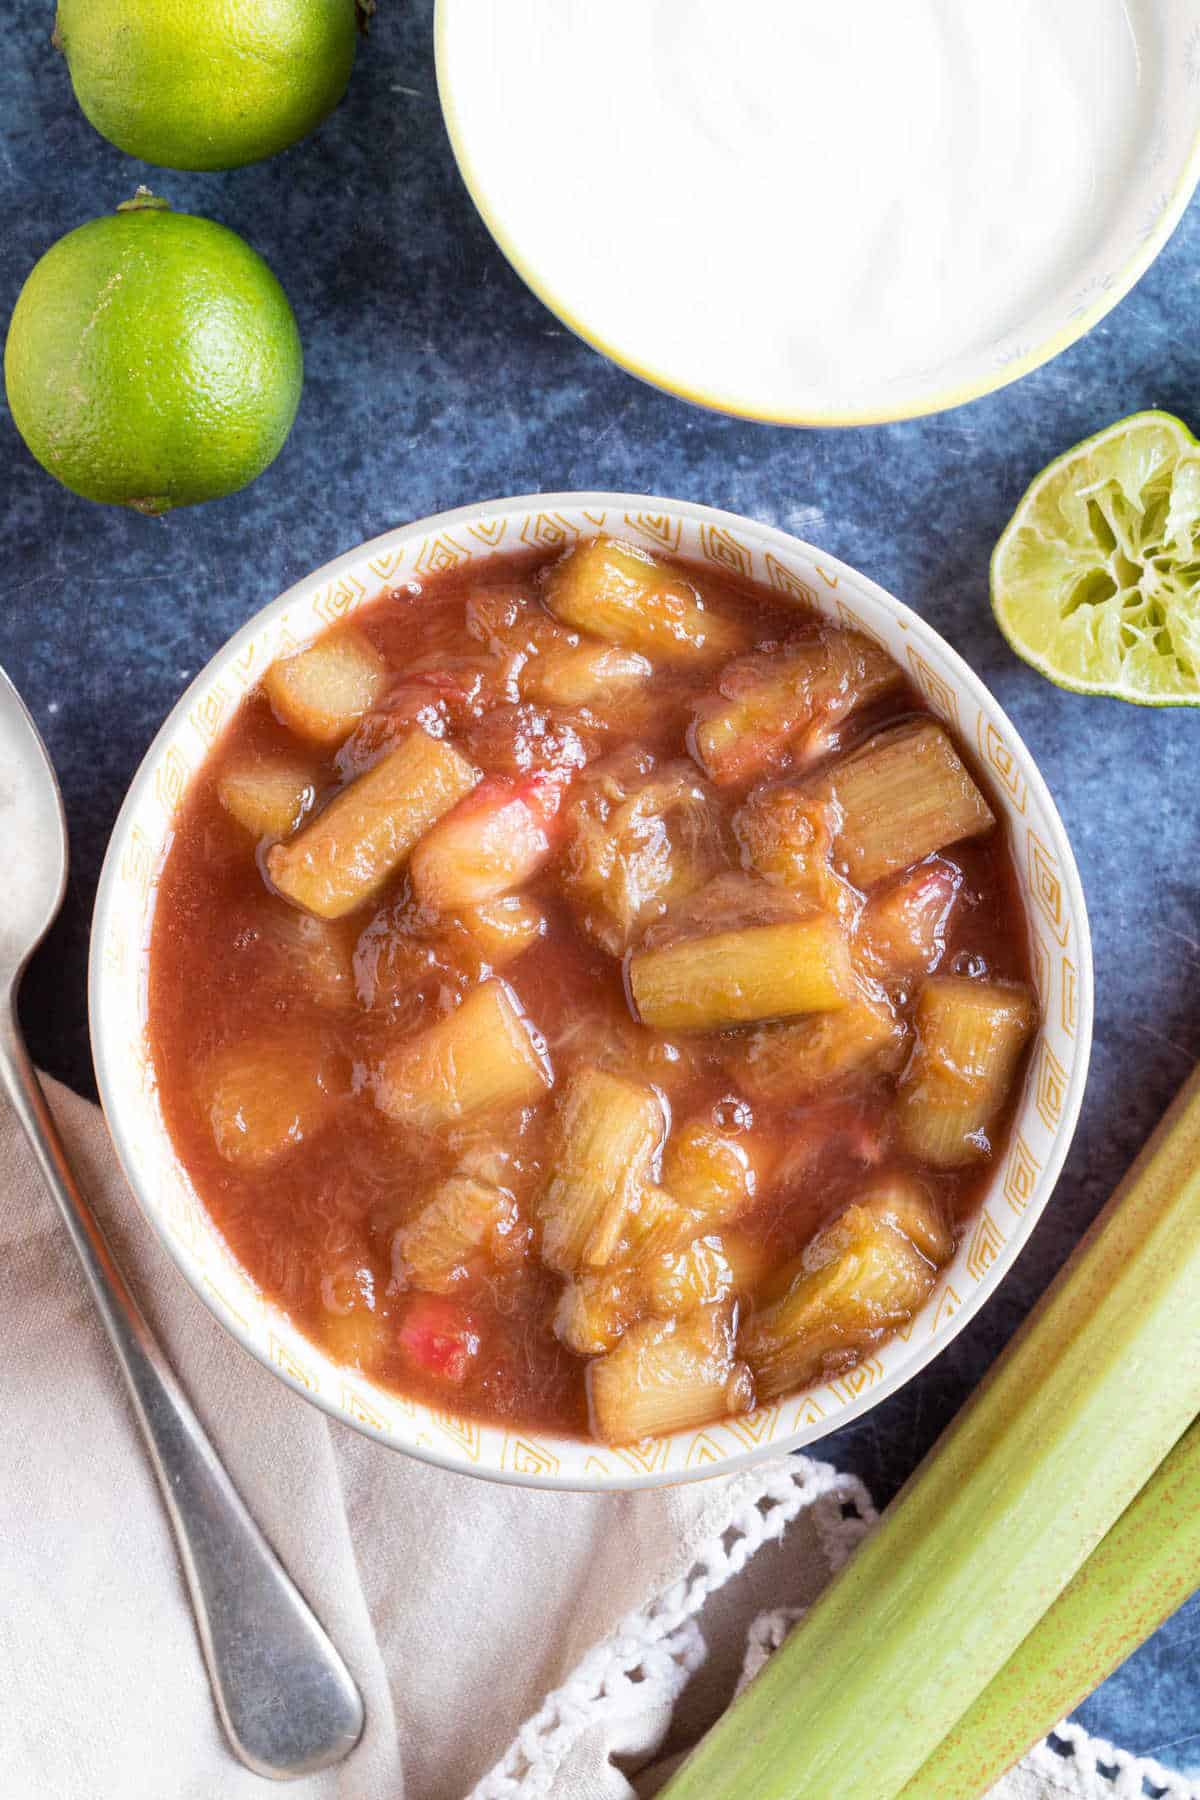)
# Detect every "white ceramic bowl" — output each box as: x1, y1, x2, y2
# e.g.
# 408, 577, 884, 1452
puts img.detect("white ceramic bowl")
436, 0, 1200, 426
91, 494, 1093, 1489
